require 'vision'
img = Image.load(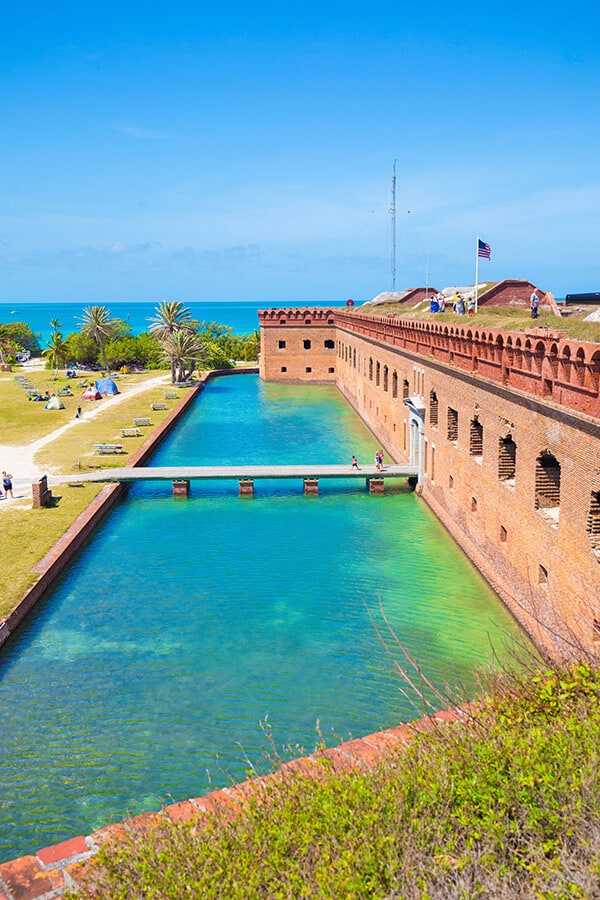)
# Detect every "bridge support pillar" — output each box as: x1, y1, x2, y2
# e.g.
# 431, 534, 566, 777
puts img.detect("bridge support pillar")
173, 479, 190, 498
367, 477, 385, 494
239, 478, 254, 497
303, 478, 319, 495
